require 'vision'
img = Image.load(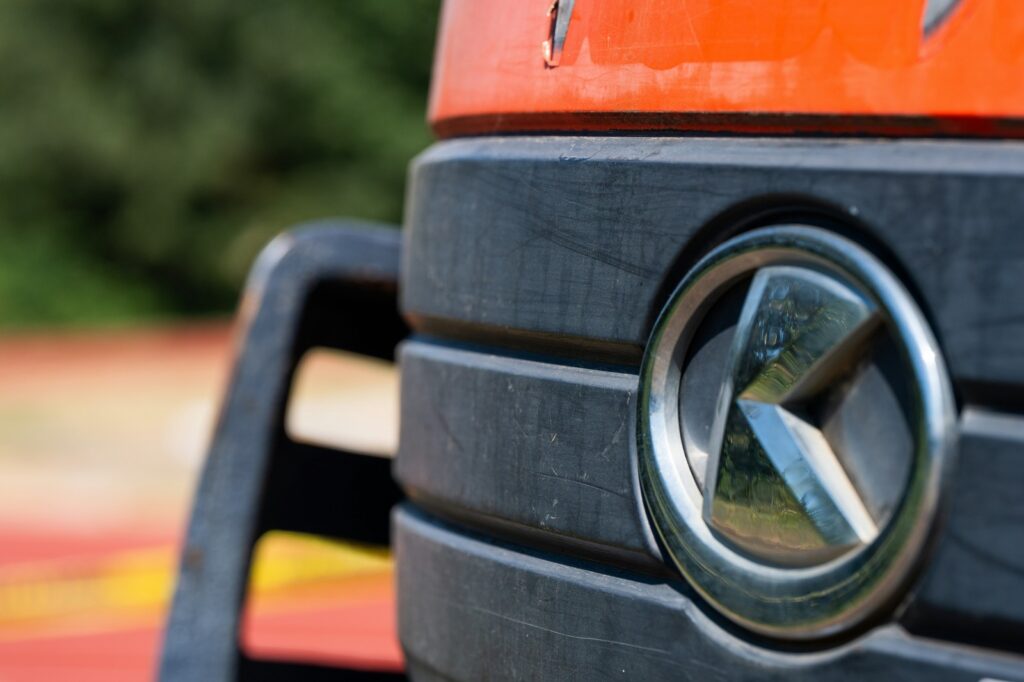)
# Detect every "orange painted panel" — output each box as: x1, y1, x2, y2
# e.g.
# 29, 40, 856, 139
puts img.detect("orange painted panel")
429, 0, 1024, 136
